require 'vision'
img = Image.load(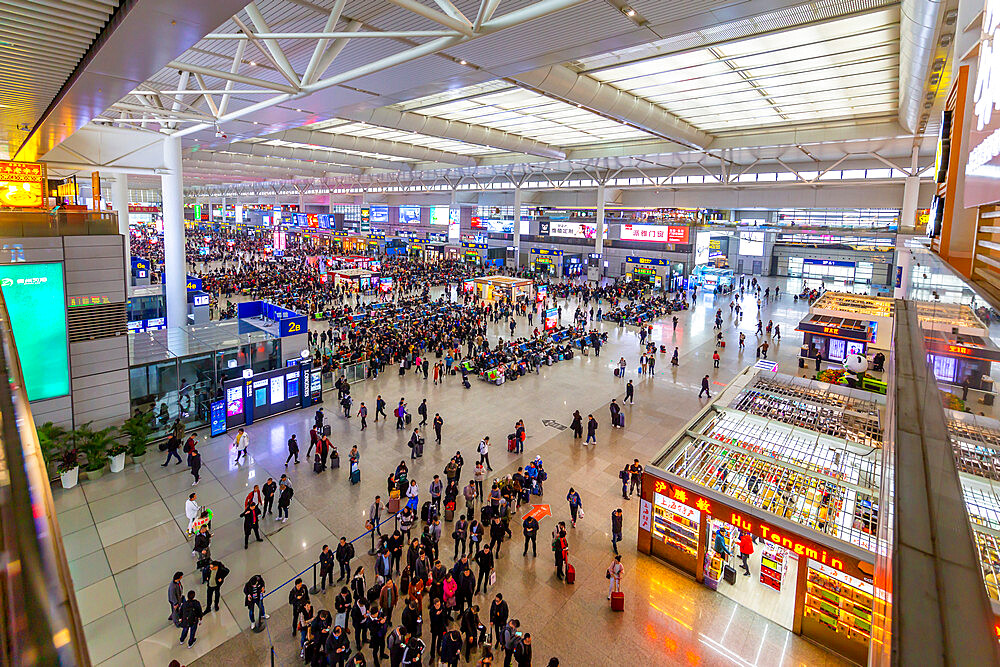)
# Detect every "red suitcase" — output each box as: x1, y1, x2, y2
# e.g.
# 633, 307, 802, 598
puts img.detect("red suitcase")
611, 592, 624, 611
565, 563, 576, 584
